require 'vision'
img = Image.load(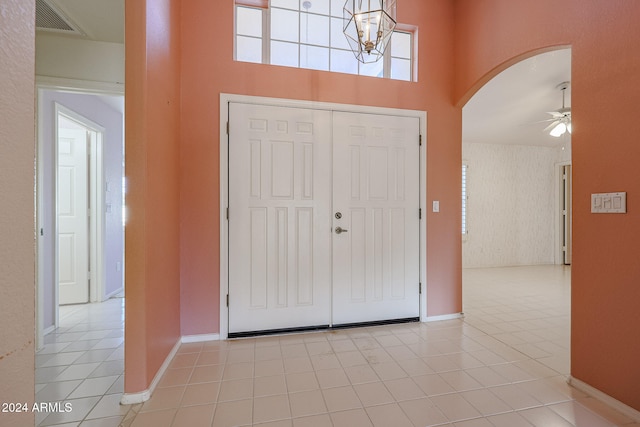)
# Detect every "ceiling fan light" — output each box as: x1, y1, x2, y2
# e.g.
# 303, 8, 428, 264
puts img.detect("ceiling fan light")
567, 122, 572, 134
550, 122, 567, 137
